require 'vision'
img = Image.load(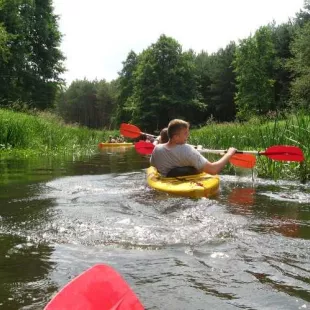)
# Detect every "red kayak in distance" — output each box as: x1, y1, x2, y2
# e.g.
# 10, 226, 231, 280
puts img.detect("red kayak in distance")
44, 264, 144, 310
